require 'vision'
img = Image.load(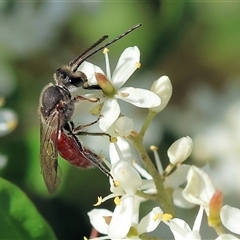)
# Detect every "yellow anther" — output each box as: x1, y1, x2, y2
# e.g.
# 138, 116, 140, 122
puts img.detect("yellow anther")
114, 196, 121, 206
135, 62, 141, 68
162, 213, 173, 221
110, 137, 118, 143
113, 179, 120, 187
103, 48, 109, 54
150, 145, 158, 151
